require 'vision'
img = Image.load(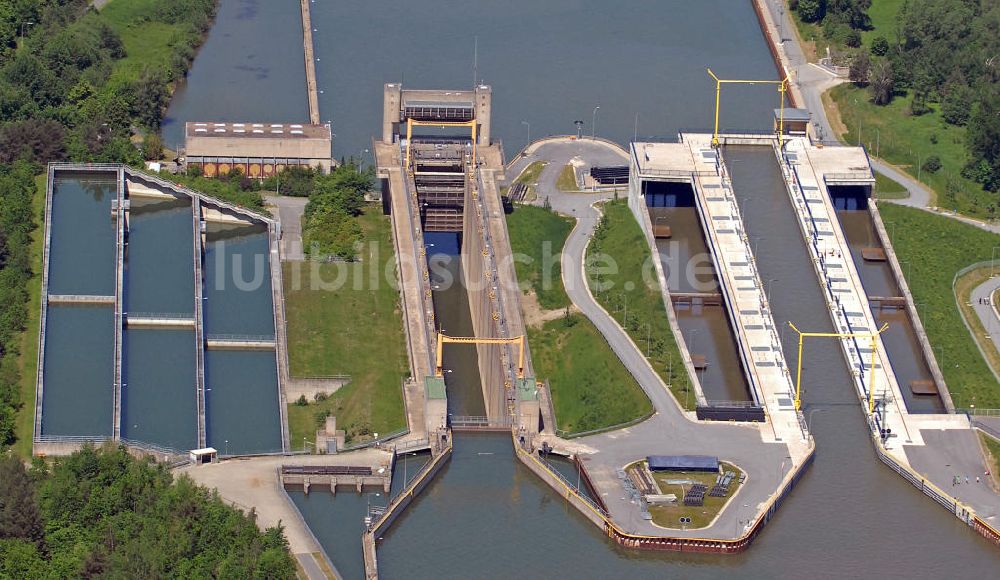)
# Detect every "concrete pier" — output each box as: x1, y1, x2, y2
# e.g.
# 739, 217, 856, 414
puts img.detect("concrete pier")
193, 197, 208, 449
628, 135, 803, 442
299, 0, 320, 125
47, 294, 116, 304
